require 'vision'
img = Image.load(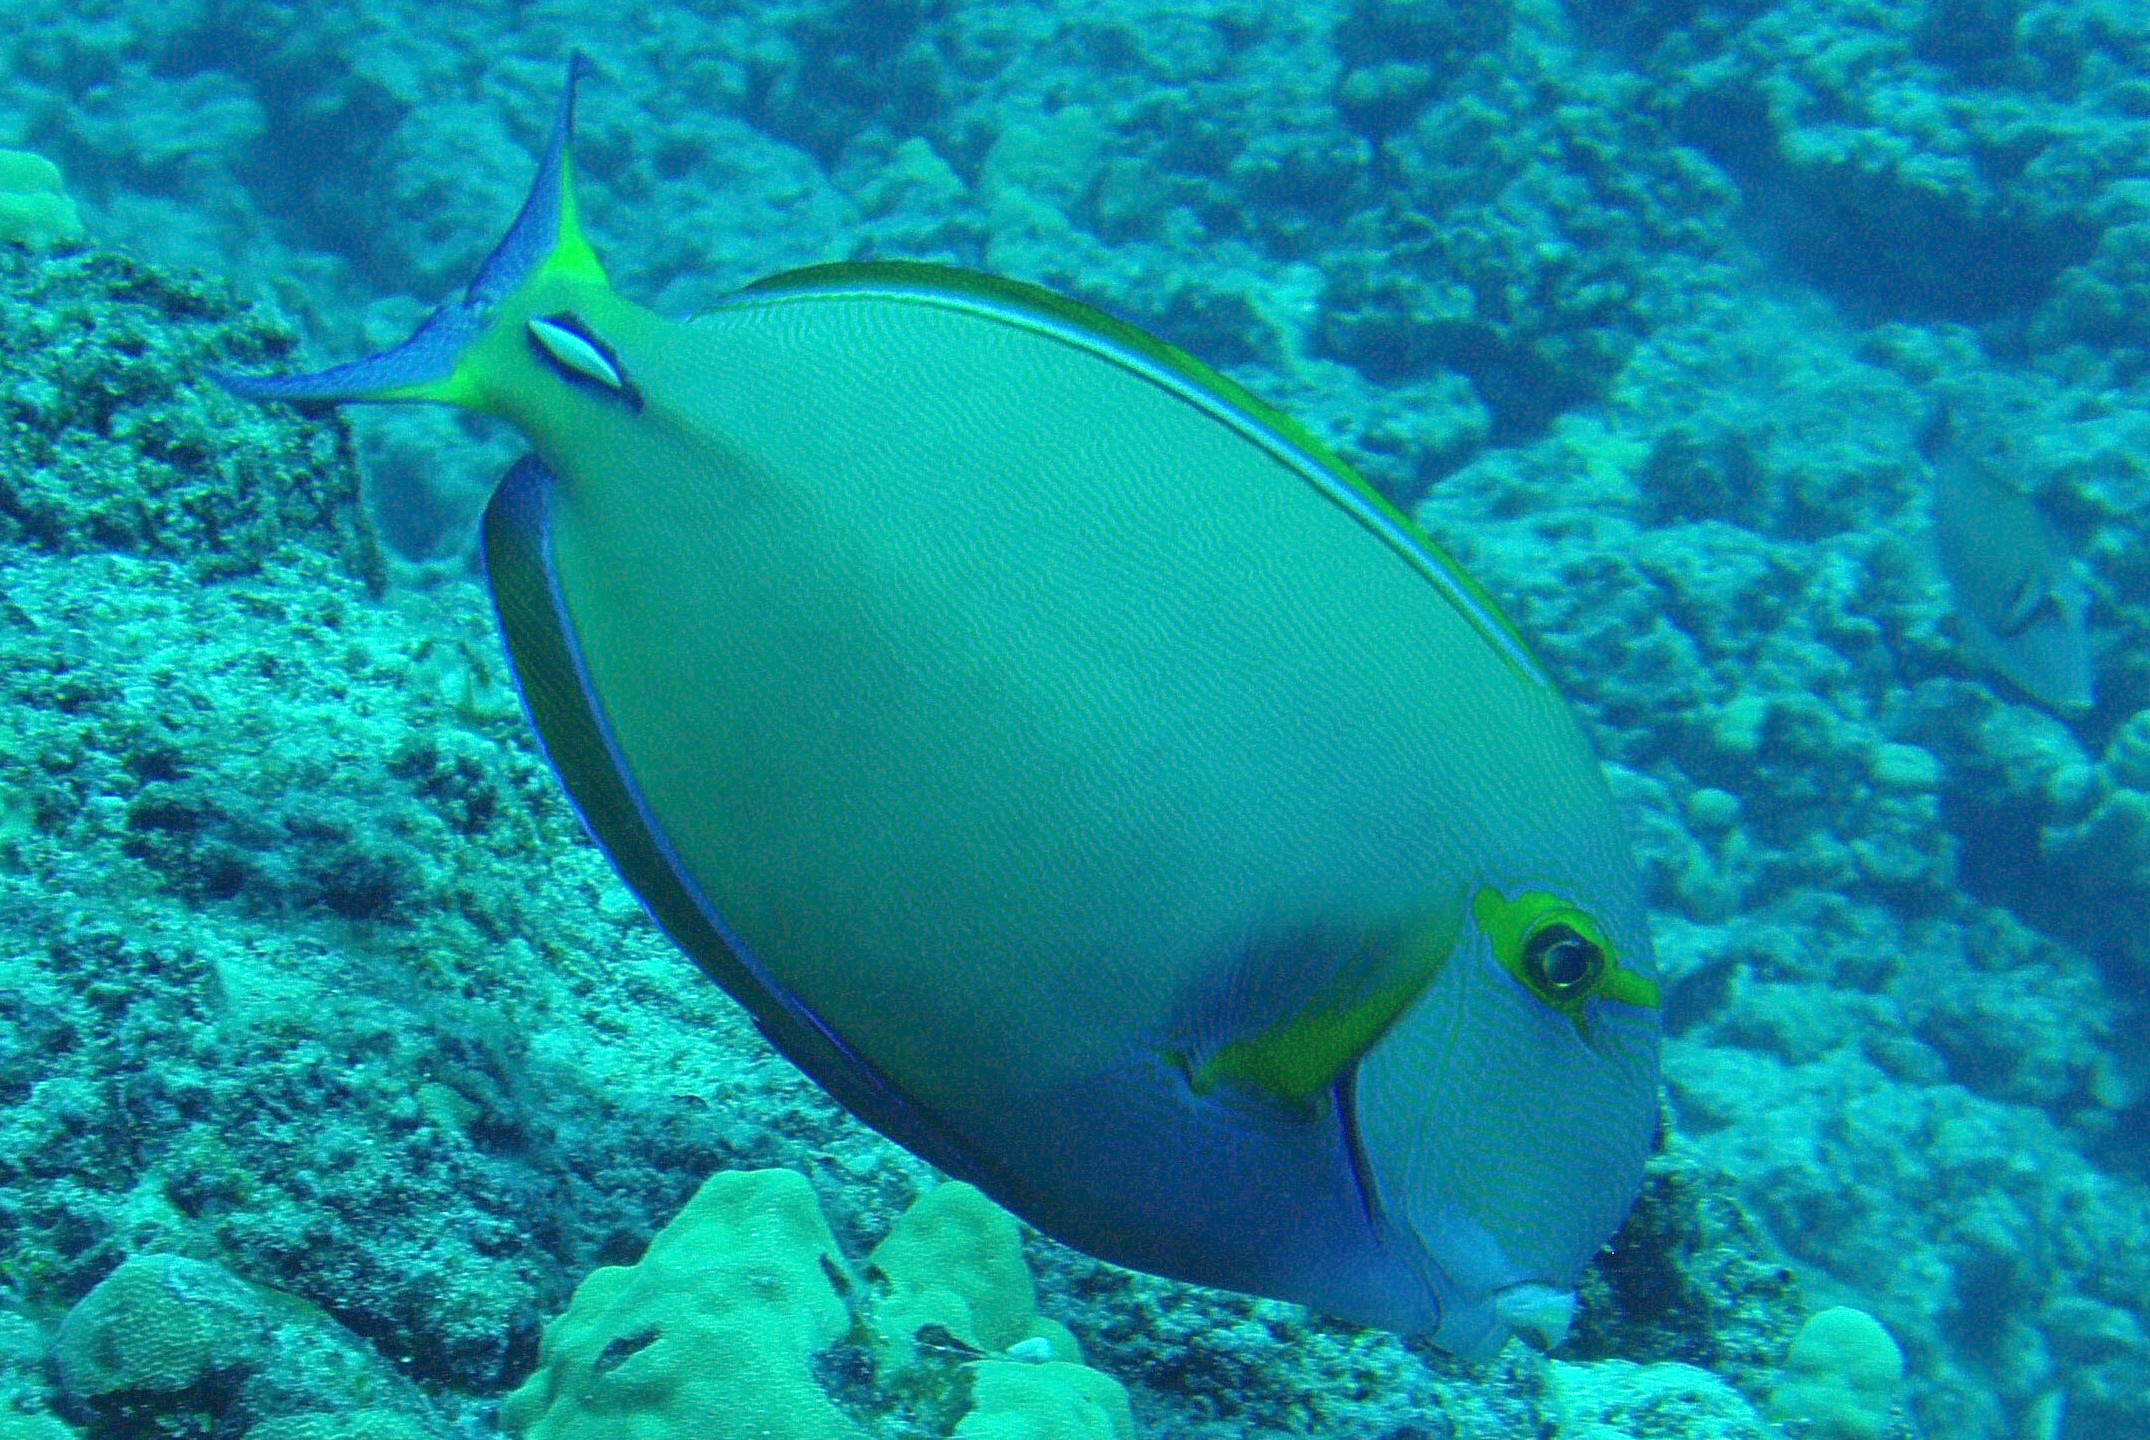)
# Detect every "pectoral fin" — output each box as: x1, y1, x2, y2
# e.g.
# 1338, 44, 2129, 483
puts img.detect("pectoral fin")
1167, 902, 1465, 1112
